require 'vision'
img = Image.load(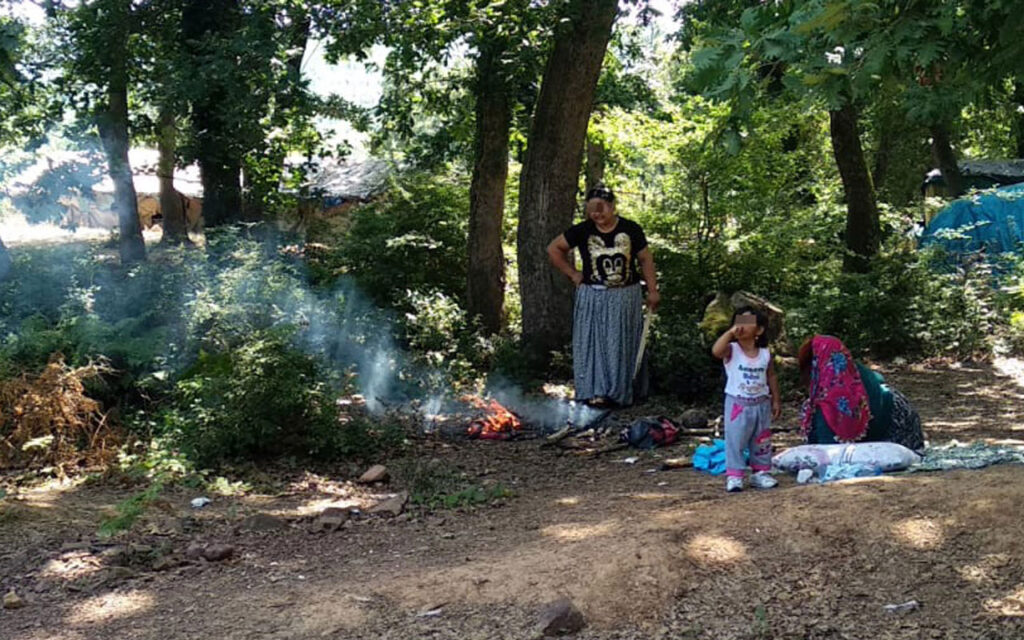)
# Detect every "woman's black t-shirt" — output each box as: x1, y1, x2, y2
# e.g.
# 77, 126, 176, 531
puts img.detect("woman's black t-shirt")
563, 217, 648, 287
